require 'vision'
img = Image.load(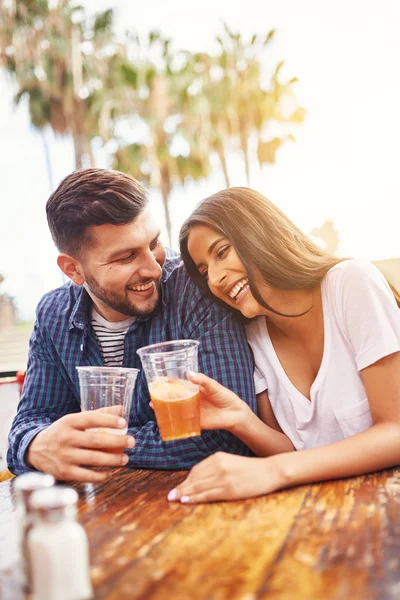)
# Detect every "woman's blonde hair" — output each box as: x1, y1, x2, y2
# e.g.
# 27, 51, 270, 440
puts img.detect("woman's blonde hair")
179, 187, 400, 314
